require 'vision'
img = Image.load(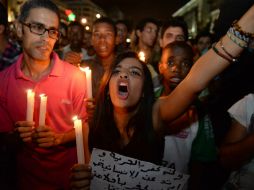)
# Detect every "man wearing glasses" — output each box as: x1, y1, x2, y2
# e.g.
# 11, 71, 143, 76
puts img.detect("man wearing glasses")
0, 0, 87, 189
